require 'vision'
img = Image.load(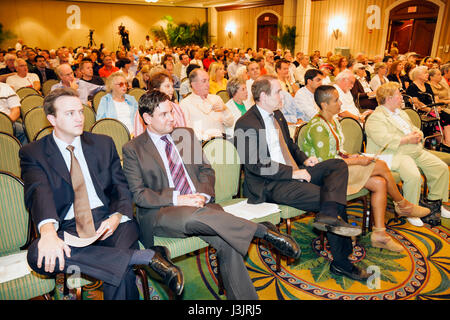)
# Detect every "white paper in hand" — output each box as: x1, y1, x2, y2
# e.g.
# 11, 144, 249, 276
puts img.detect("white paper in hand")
64, 231, 104, 248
